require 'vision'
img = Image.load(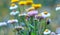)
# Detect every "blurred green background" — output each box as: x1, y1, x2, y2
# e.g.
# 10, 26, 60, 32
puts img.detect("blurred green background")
0, 0, 60, 35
